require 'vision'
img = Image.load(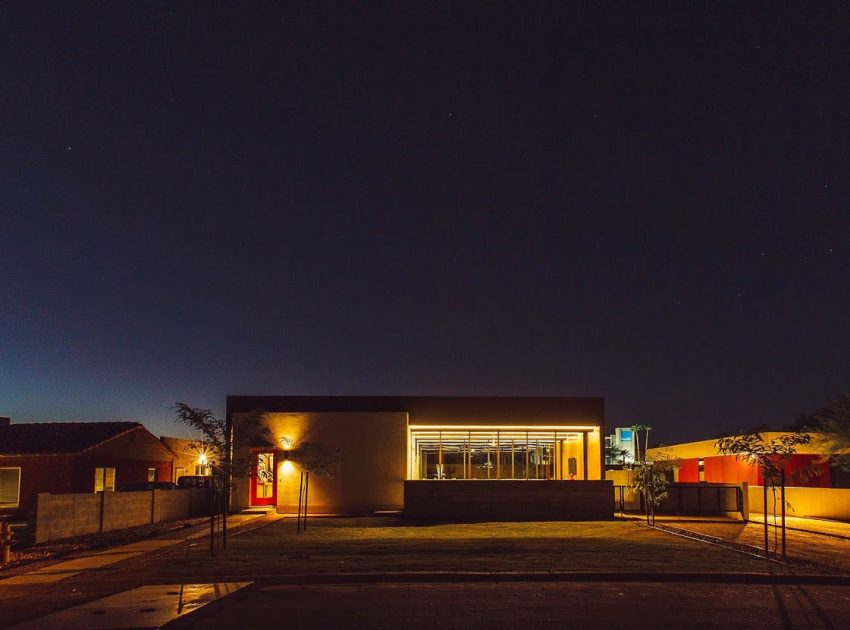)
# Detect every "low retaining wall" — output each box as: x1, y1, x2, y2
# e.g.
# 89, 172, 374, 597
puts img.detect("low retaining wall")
35, 489, 209, 544
748, 486, 850, 521
403, 480, 613, 521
